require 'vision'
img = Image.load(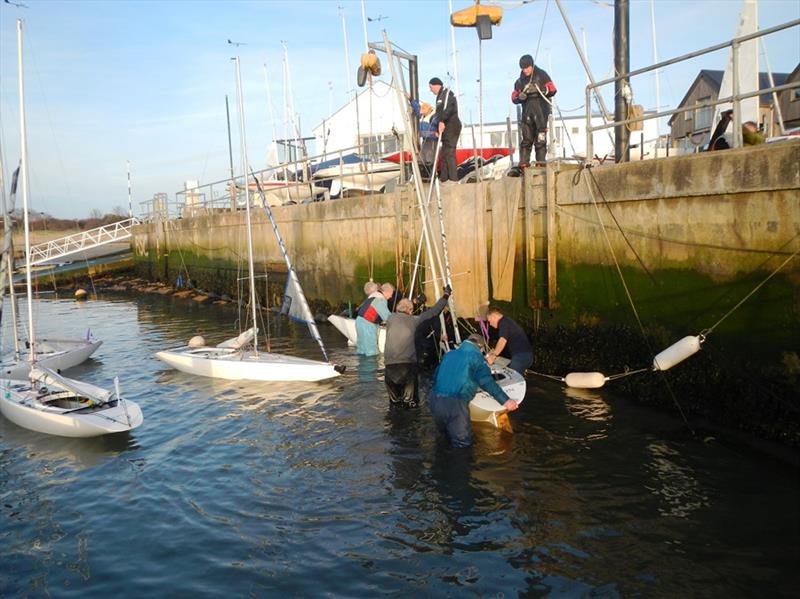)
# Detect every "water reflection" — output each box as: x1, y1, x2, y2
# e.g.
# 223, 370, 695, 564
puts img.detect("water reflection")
644, 441, 709, 518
